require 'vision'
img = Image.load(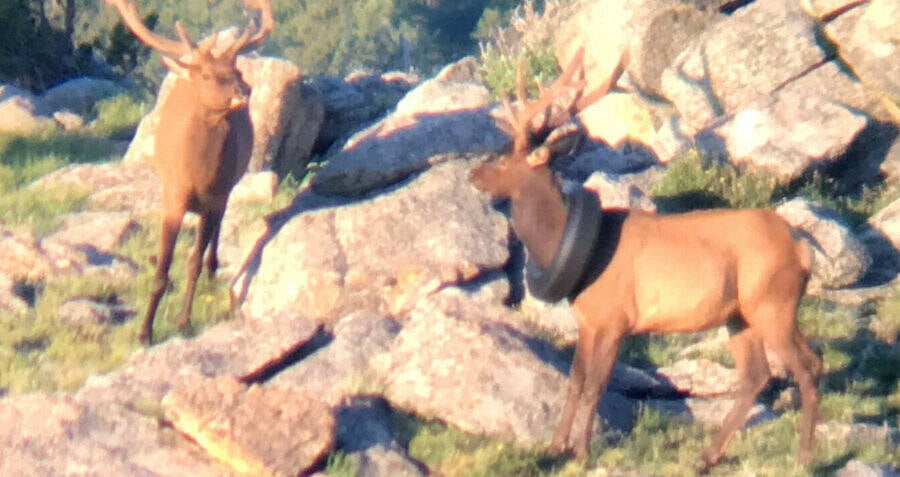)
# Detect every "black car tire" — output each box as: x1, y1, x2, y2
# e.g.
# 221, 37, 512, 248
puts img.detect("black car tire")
525, 187, 602, 302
